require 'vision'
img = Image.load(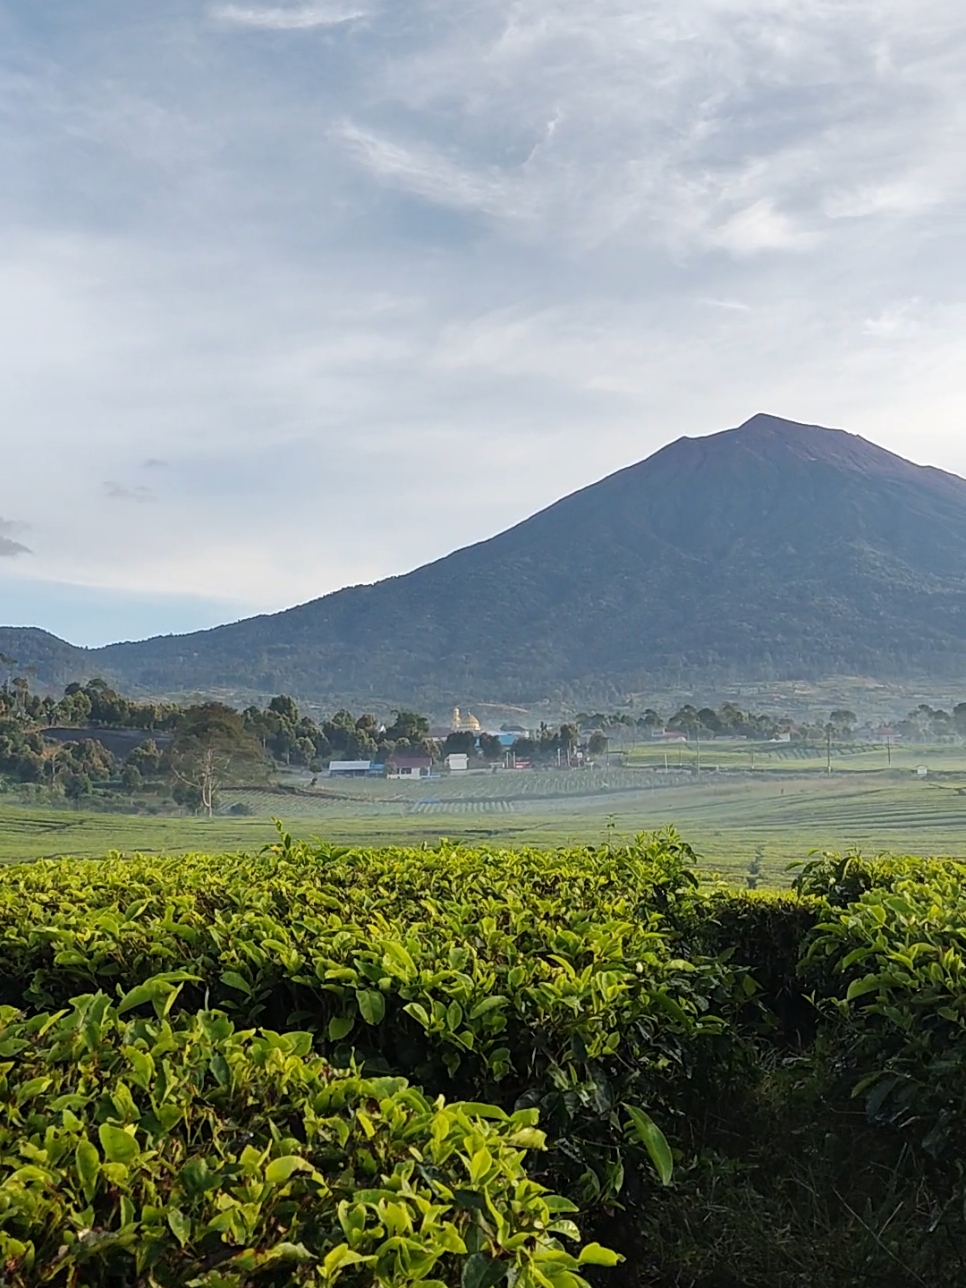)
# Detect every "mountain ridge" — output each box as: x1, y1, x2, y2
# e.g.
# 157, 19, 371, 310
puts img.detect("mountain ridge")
5, 413, 966, 706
